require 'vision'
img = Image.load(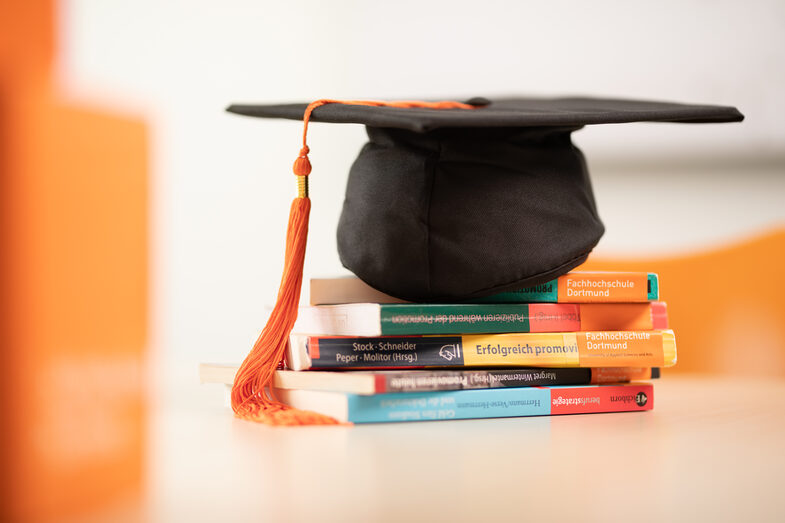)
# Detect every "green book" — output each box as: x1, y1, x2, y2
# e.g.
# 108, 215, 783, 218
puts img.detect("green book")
292, 301, 668, 336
